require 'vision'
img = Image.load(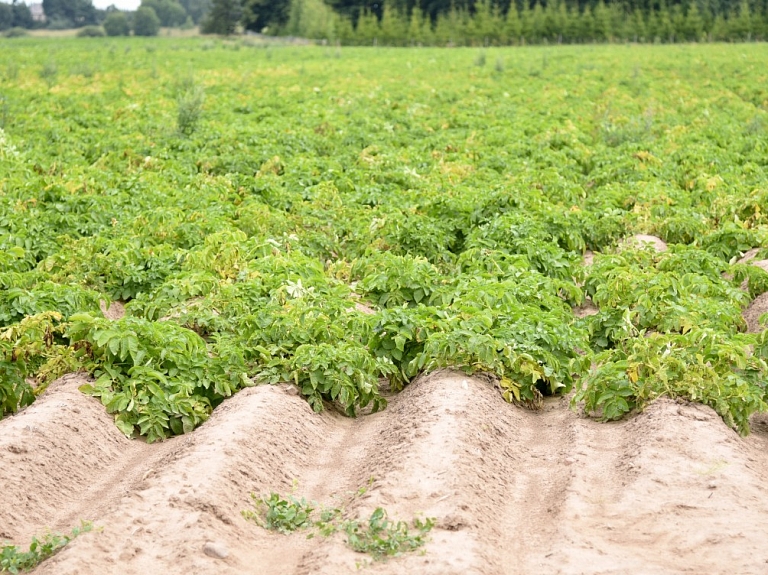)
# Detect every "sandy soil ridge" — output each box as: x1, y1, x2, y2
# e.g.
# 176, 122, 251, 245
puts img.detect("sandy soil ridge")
1, 371, 767, 574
